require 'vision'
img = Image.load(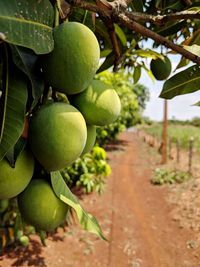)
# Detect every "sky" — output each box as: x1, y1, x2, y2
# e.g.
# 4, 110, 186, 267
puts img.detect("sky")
140, 55, 200, 121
